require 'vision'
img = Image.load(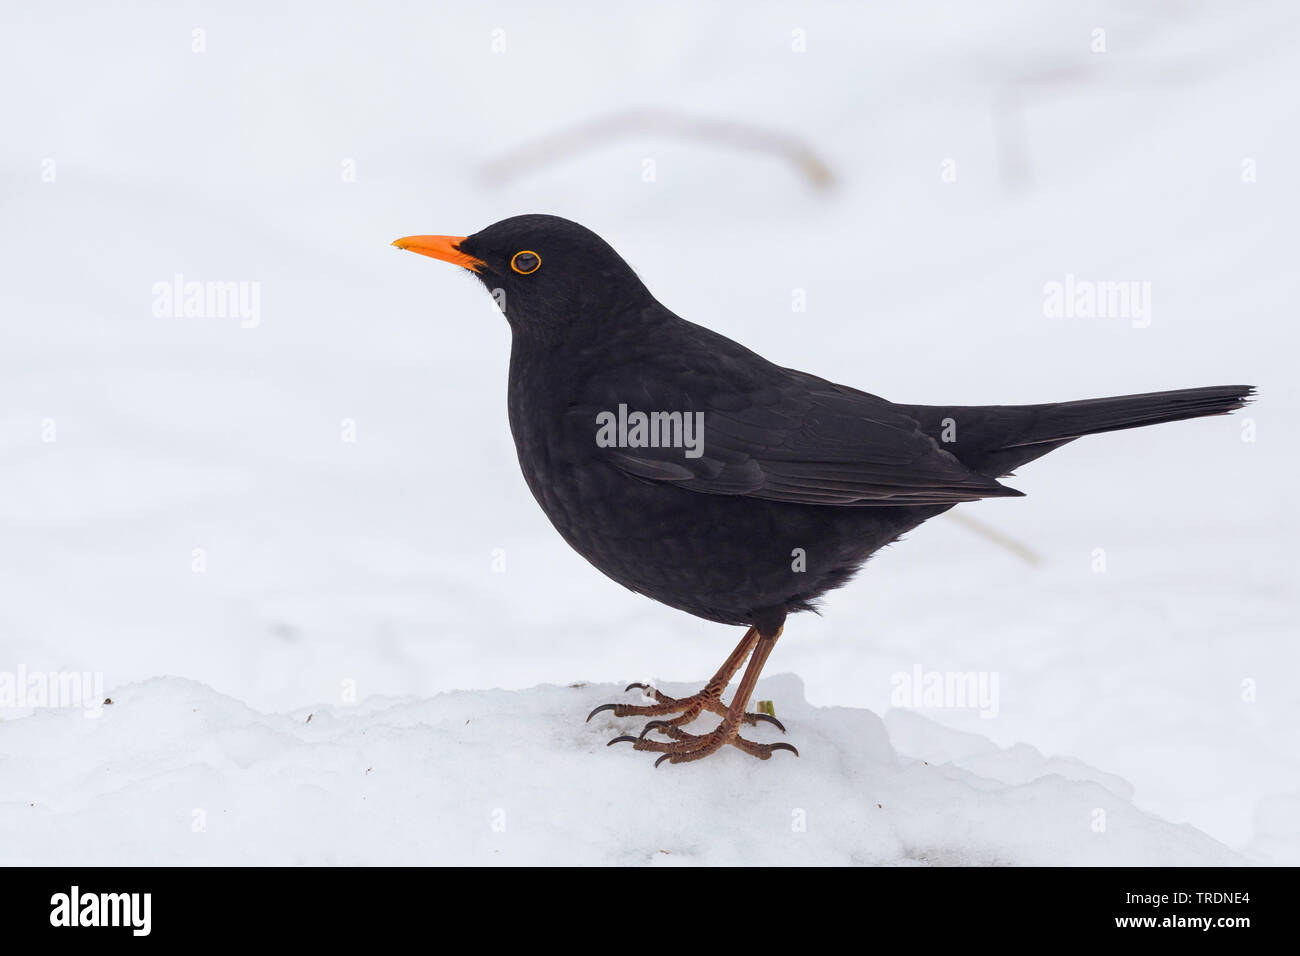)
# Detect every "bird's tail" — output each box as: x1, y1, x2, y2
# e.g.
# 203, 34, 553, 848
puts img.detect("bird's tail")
903, 385, 1254, 477
990, 384, 1255, 446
